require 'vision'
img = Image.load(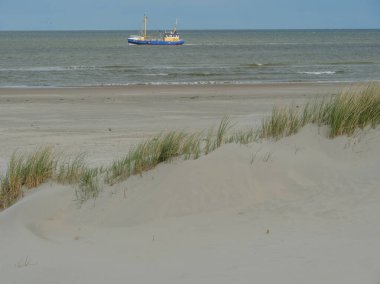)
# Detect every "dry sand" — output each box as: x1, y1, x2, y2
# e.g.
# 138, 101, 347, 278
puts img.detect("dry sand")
0, 82, 345, 170
1, 83, 380, 283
